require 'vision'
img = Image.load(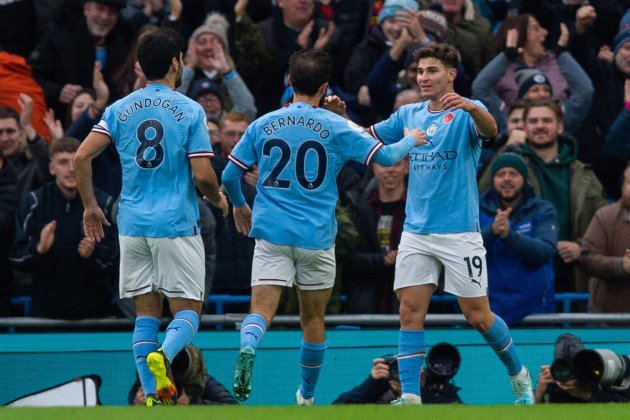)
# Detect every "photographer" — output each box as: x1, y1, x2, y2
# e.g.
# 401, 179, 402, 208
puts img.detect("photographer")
128, 344, 237, 406
333, 343, 462, 404
535, 333, 630, 403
